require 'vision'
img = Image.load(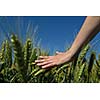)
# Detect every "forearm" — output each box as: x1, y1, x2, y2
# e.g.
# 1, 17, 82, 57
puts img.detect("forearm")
69, 16, 100, 55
